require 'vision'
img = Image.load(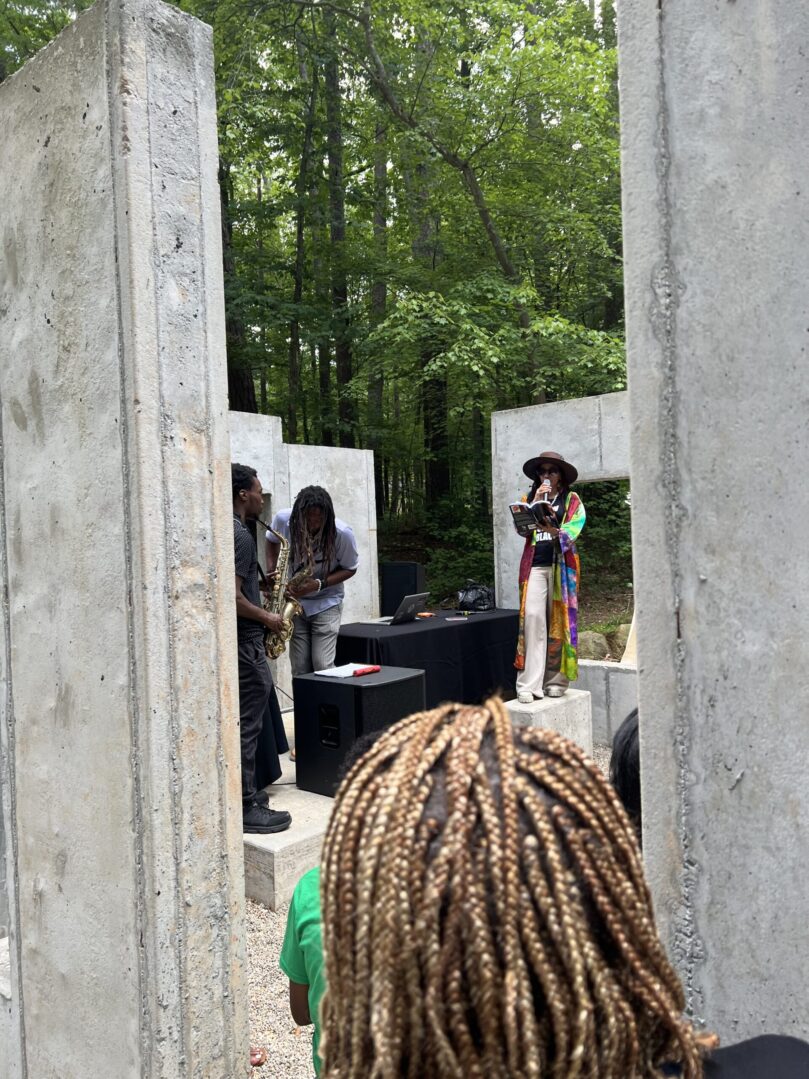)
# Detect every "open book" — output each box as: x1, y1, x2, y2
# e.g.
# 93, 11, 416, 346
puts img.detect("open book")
509, 500, 557, 537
